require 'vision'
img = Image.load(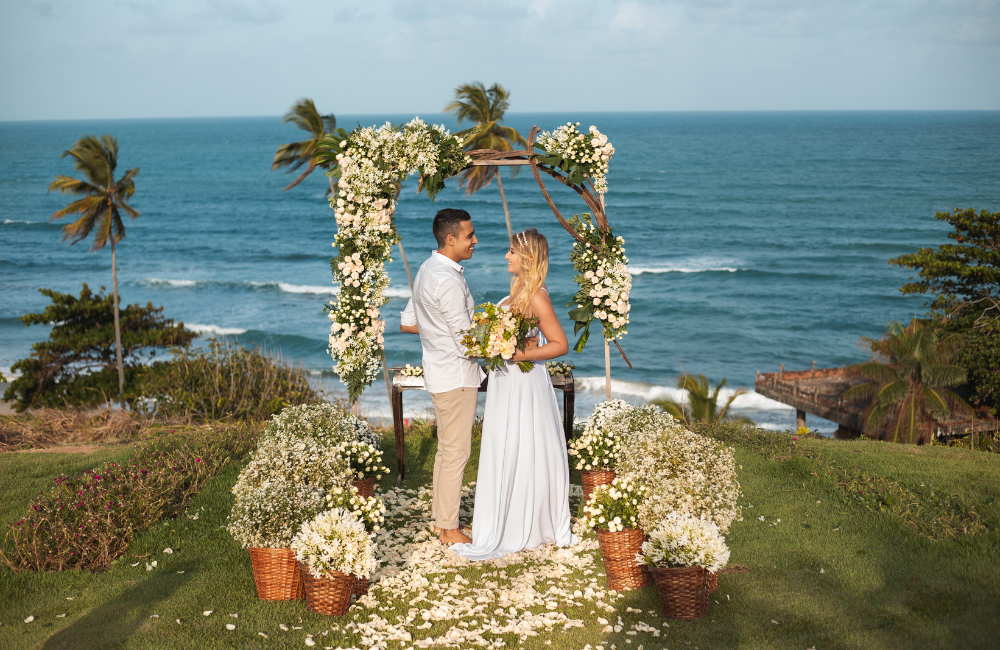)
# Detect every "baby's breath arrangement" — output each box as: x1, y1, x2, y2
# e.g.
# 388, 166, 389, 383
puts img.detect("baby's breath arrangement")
579, 476, 647, 532
545, 361, 575, 377
566, 213, 631, 352
399, 364, 423, 377
227, 404, 361, 549
567, 400, 632, 471
346, 439, 391, 481
637, 513, 731, 574
614, 405, 742, 533
291, 508, 379, 580
325, 484, 386, 533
